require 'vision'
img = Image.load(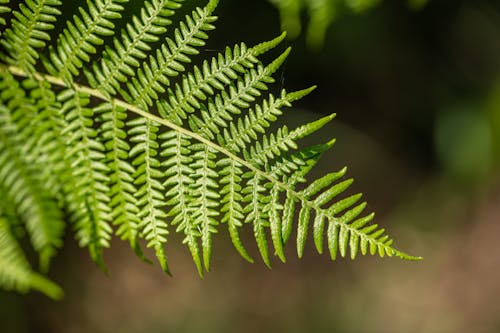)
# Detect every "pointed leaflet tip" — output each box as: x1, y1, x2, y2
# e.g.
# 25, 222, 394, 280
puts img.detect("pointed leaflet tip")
286, 85, 317, 103
269, 199, 286, 263
255, 228, 272, 268
296, 140, 335, 162
155, 245, 172, 276
131, 239, 153, 264
251, 31, 287, 56
203, 236, 212, 273
394, 249, 423, 261
187, 241, 204, 277
228, 225, 254, 263
89, 246, 109, 274
206, 0, 220, 13
29, 273, 64, 301
325, 138, 336, 149
267, 47, 291, 75
292, 113, 336, 140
